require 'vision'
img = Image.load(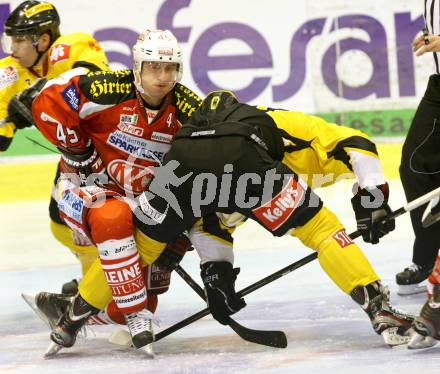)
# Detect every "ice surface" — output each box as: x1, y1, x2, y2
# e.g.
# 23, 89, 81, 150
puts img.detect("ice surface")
1, 181, 439, 373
